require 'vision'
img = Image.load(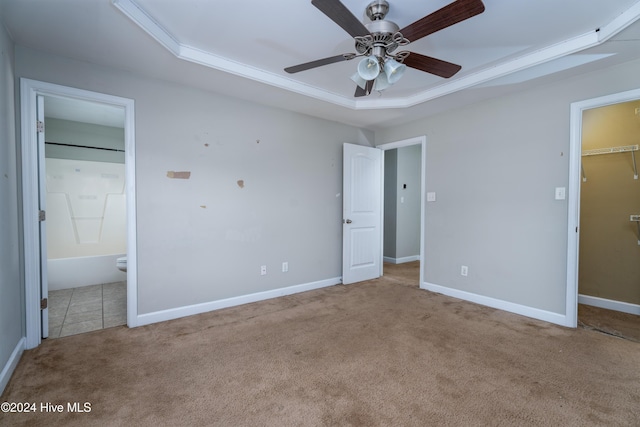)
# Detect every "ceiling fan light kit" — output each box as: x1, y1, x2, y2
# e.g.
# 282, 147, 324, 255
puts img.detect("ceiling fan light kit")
383, 59, 406, 84
350, 72, 368, 90
357, 55, 381, 80
285, 0, 485, 97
